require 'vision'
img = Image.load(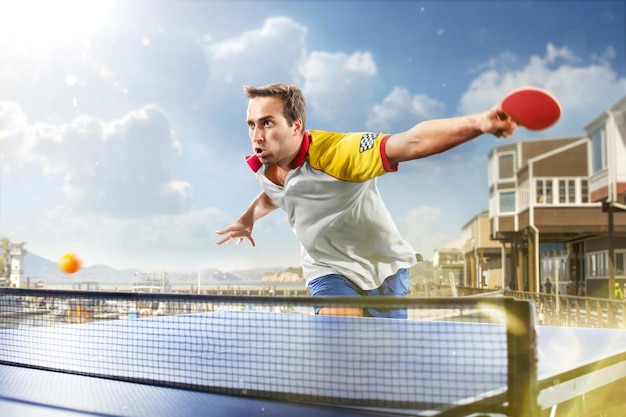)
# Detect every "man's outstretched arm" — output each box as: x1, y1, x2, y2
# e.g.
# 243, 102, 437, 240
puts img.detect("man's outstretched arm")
385, 105, 517, 163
